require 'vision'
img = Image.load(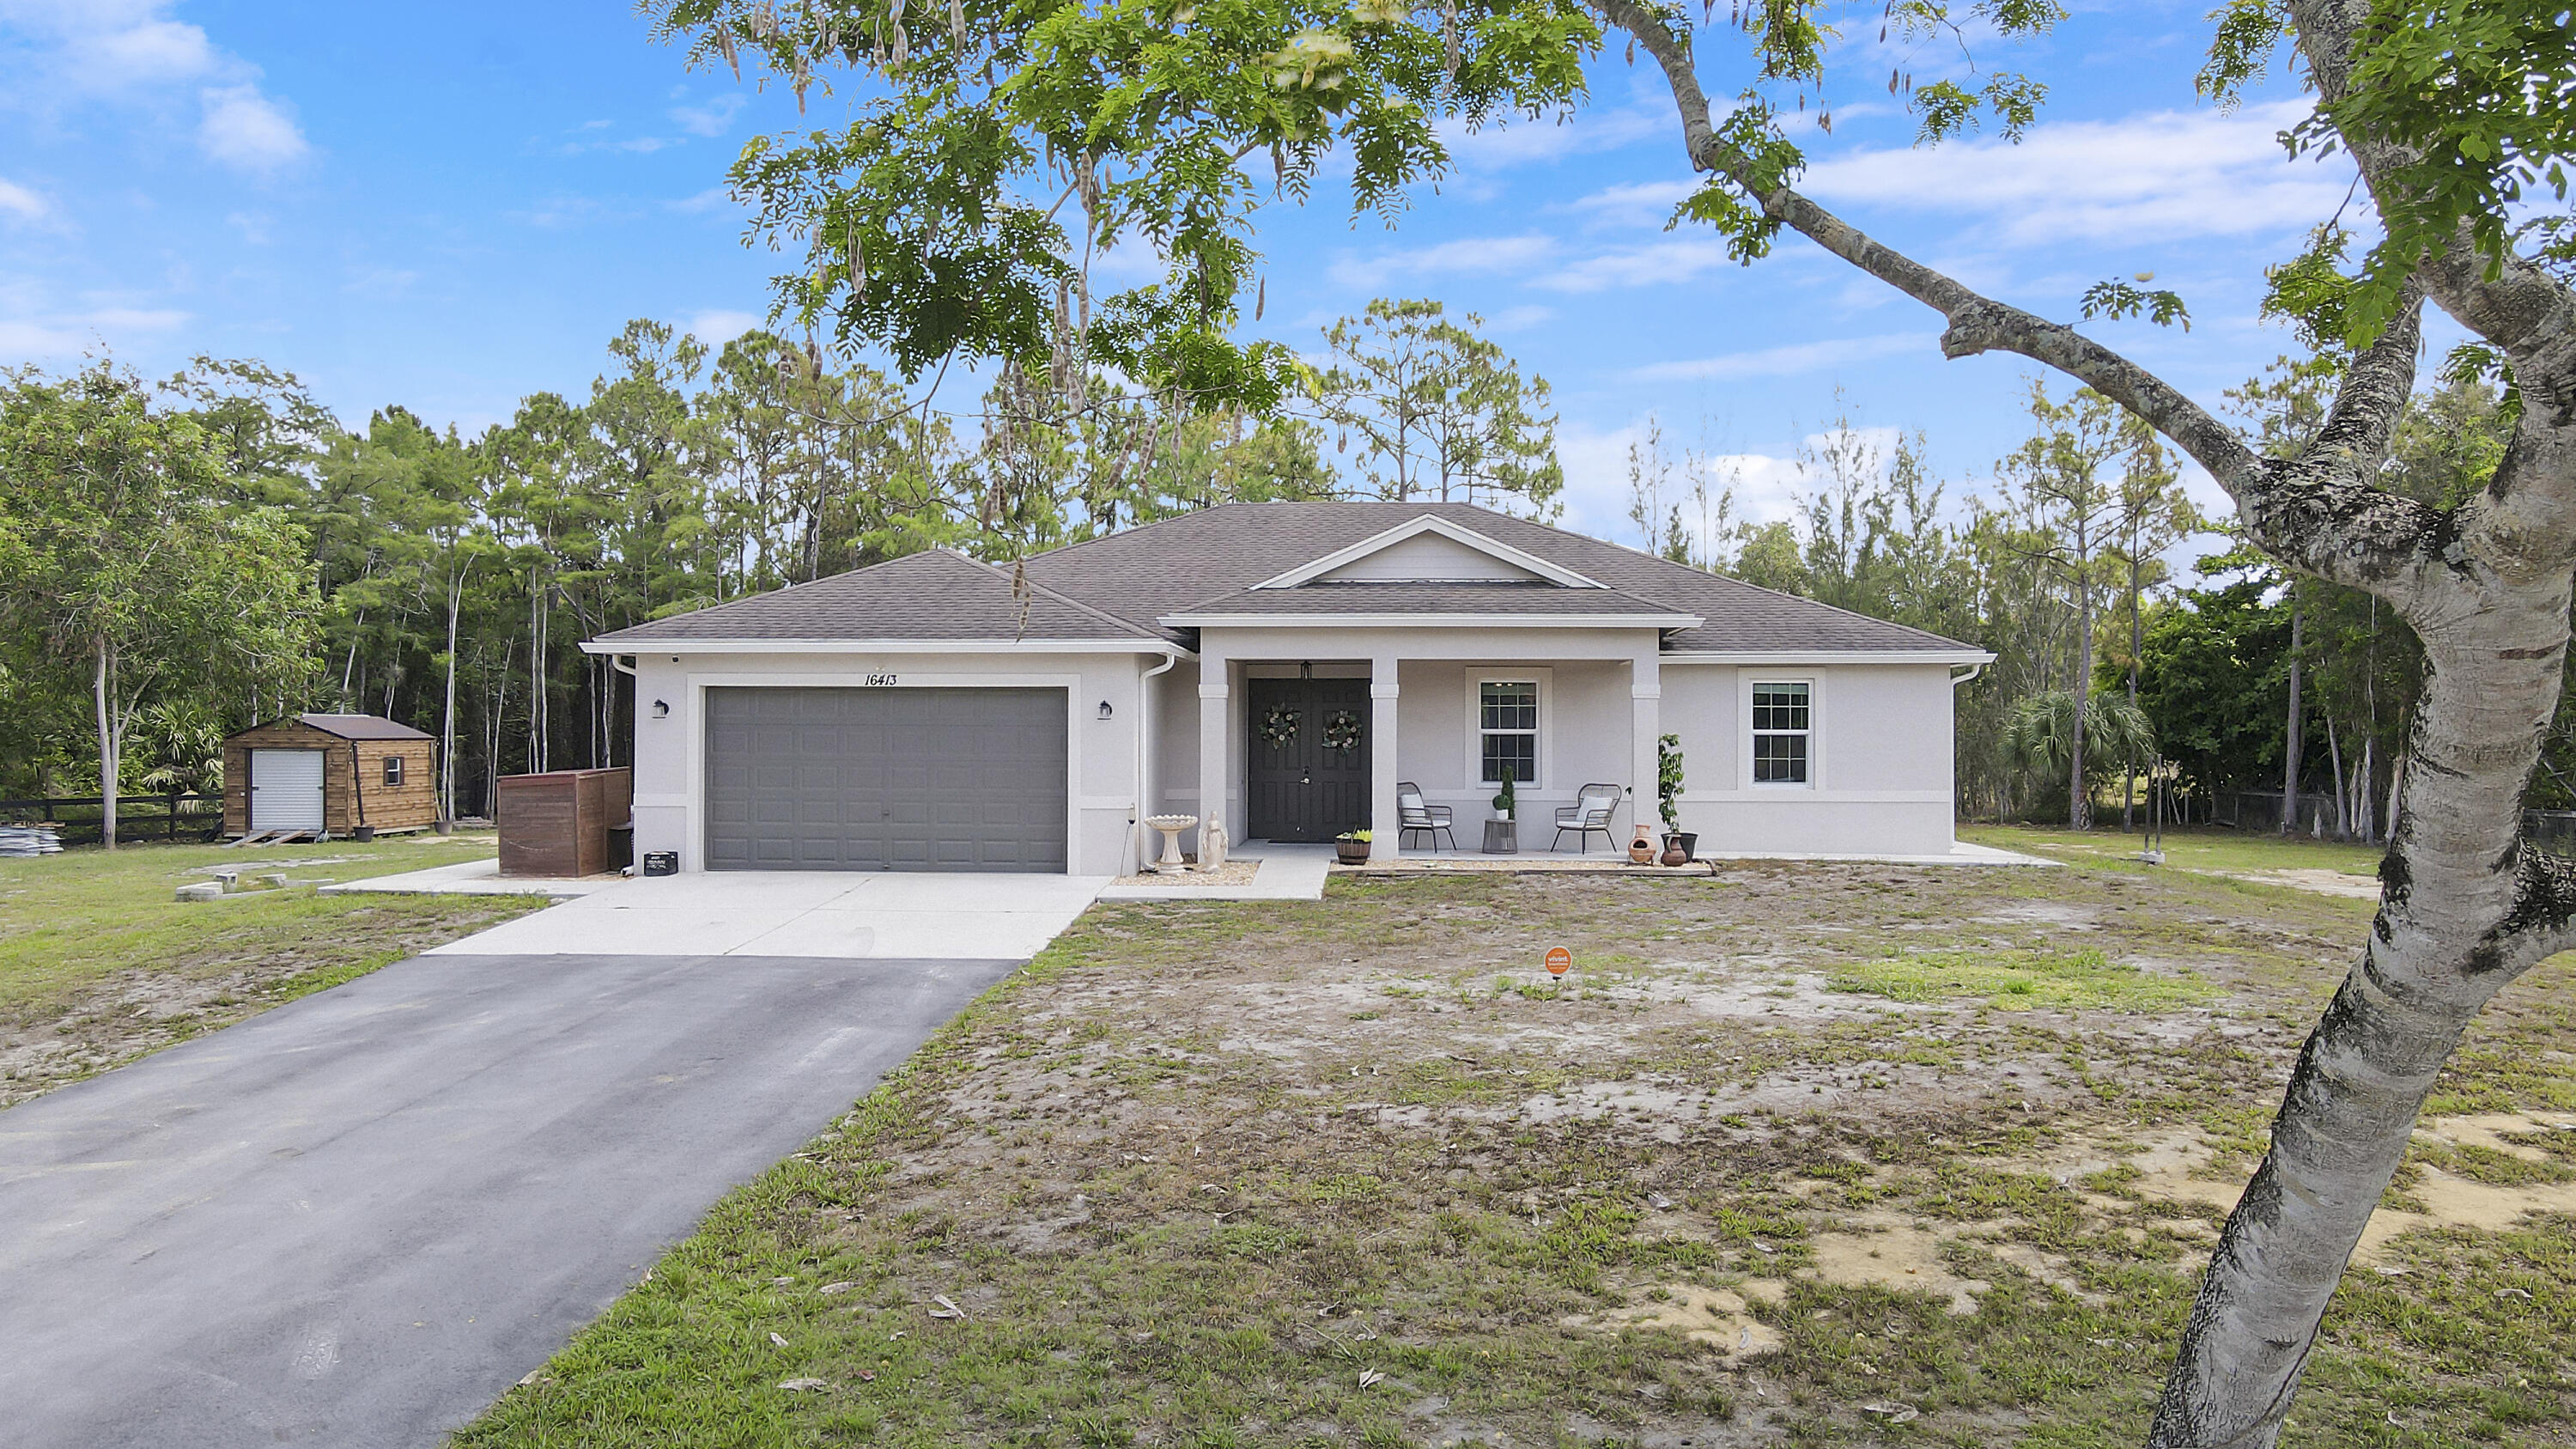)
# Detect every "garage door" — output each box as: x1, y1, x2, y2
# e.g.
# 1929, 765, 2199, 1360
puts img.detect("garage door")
704, 687, 1068, 873
249, 749, 326, 833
